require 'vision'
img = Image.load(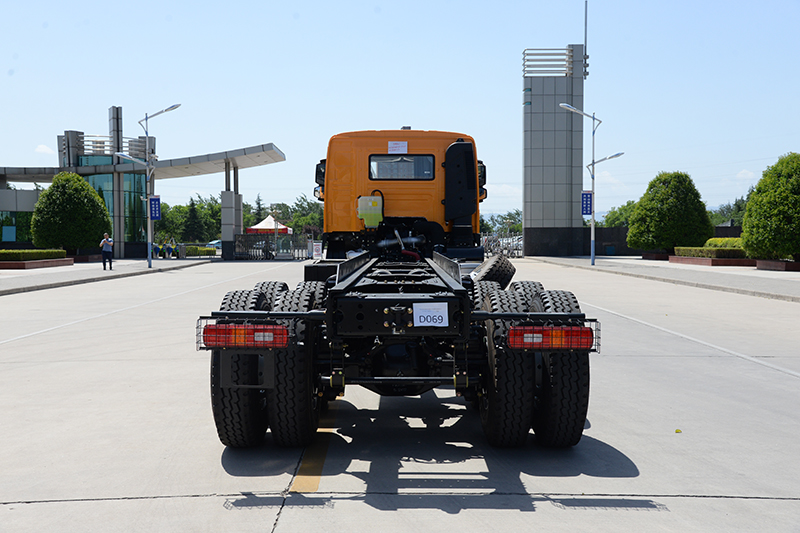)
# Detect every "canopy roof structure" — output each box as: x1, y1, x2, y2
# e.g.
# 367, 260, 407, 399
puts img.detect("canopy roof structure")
0, 143, 285, 183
